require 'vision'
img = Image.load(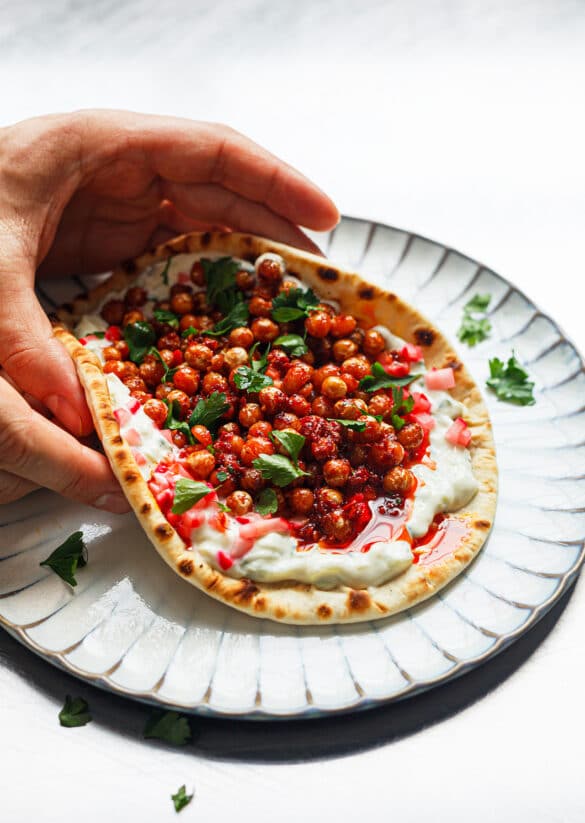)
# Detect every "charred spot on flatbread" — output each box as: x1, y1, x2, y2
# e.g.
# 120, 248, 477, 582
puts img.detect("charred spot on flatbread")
317, 604, 332, 619
124, 470, 140, 483
318, 266, 339, 282
474, 519, 491, 529
414, 327, 435, 346
253, 596, 266, 612
348, 589, 371, 612
178, 558, 194, 576
155, 522, 174, 541
140, 502, 151, 515
234, 579, 260, 603
358, 286, 375, 300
